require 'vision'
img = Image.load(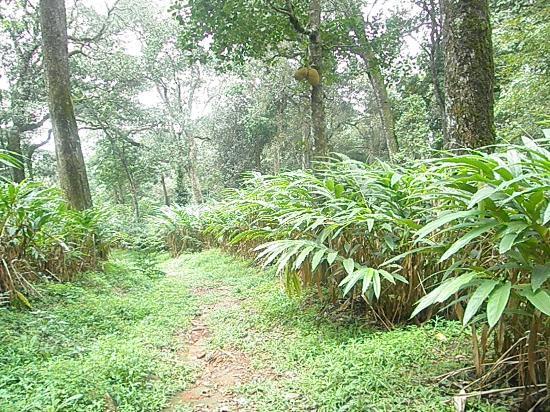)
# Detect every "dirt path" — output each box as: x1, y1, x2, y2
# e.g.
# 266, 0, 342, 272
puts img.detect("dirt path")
163, 280, 265, 411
